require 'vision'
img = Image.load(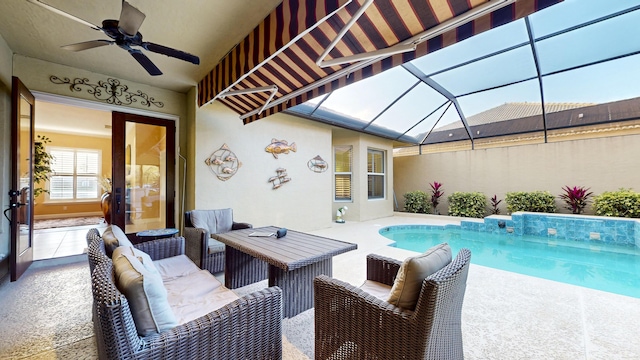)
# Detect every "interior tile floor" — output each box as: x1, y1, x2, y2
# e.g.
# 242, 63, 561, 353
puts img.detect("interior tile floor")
33, 224, 107, 260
